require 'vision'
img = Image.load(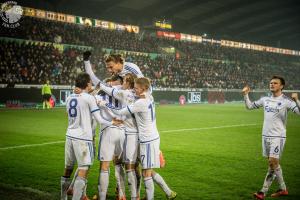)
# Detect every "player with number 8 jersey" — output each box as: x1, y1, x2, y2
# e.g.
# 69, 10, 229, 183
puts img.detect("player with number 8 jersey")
61, 73, 122, 200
